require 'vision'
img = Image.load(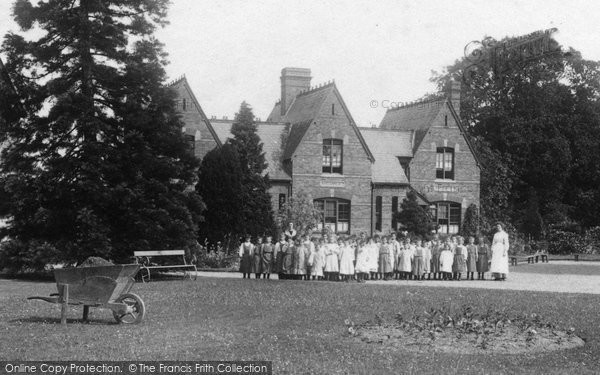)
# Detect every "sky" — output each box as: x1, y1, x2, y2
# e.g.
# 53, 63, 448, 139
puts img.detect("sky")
1, 0, 600, 126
